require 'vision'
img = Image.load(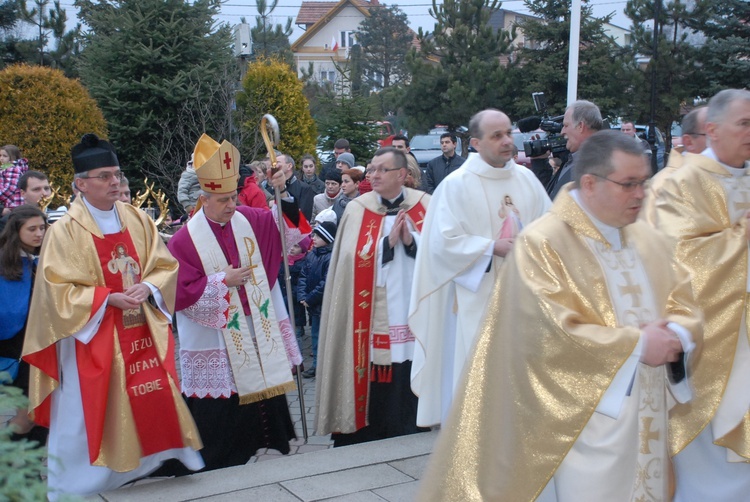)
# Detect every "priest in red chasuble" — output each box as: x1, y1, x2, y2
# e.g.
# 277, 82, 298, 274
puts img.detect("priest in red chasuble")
315, 146, 431, 446
22, 134, 203, 499
164, 134, 304, 473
